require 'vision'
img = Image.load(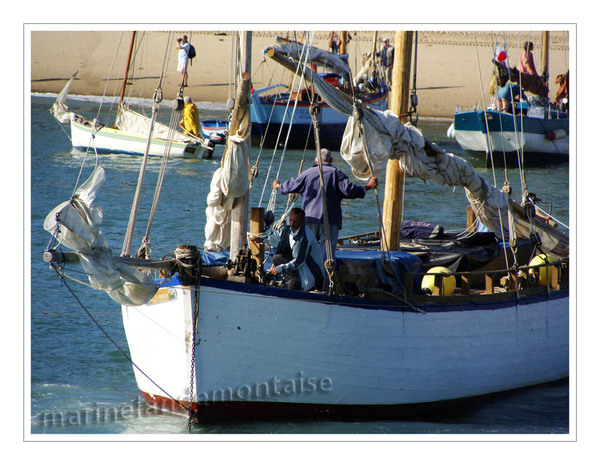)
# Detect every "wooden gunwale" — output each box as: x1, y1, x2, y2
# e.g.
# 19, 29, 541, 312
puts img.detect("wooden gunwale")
45, 249, 568, 303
